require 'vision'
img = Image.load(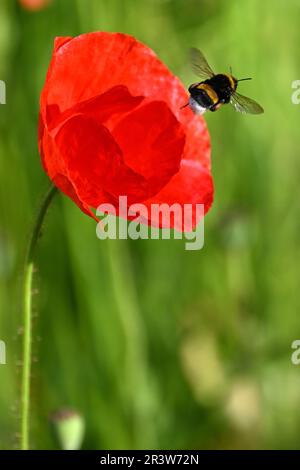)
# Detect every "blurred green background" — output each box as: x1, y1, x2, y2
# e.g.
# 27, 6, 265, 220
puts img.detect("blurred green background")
1, 0, 300, 450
